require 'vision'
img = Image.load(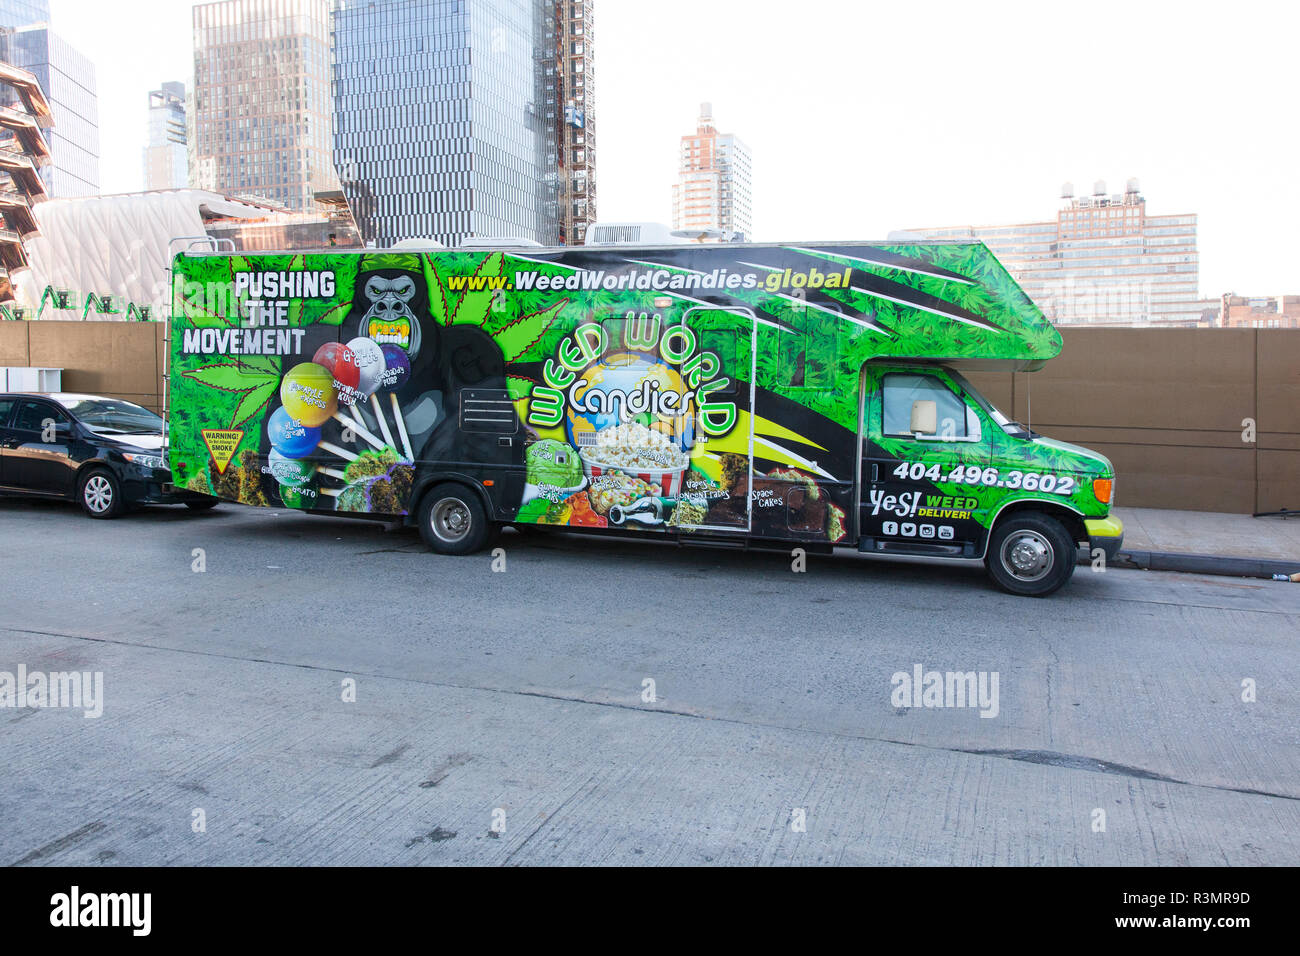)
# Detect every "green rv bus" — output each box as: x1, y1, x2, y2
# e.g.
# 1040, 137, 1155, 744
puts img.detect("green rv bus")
166, 240, 1123, 596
